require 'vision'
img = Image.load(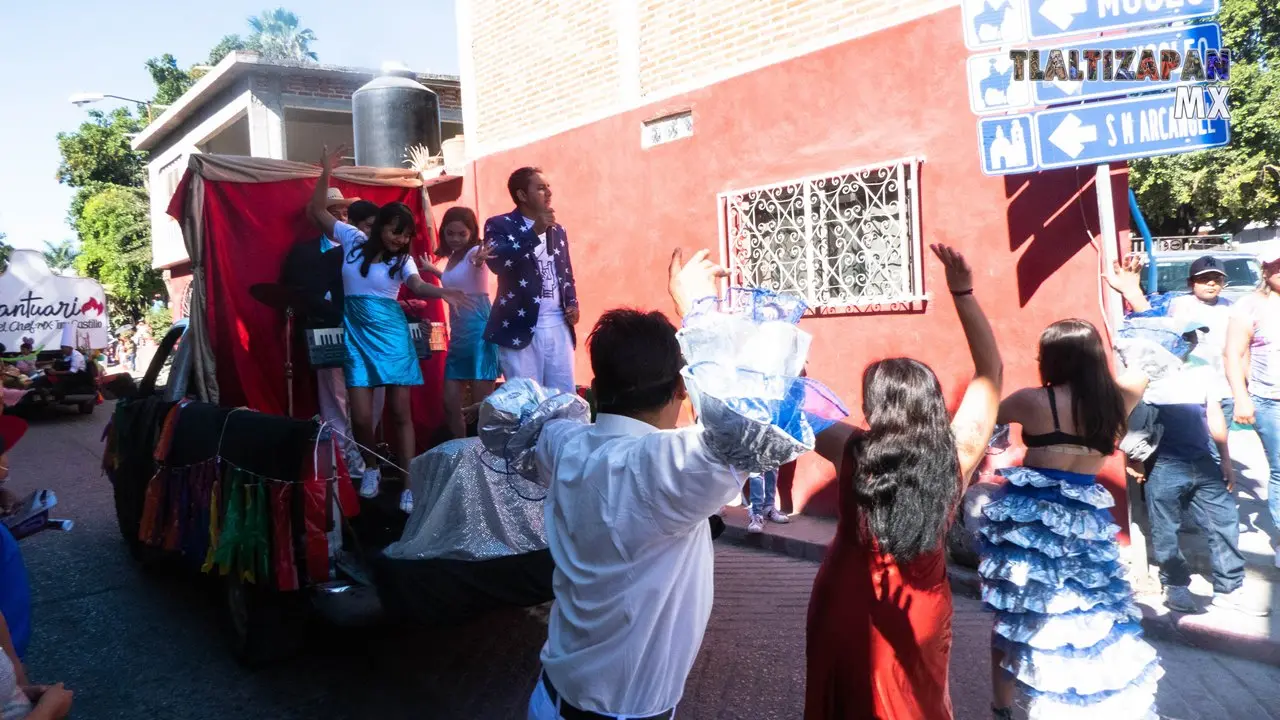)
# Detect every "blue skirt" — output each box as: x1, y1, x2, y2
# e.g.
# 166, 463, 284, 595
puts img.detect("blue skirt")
444, 294, 499, 381
979, 466, 1162, 718
343, 295, 423, 388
